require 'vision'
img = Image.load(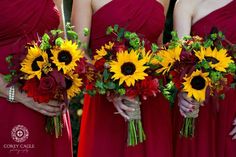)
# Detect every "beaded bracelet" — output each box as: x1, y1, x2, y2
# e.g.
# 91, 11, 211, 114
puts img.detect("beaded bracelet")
8, 86, 16, 103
